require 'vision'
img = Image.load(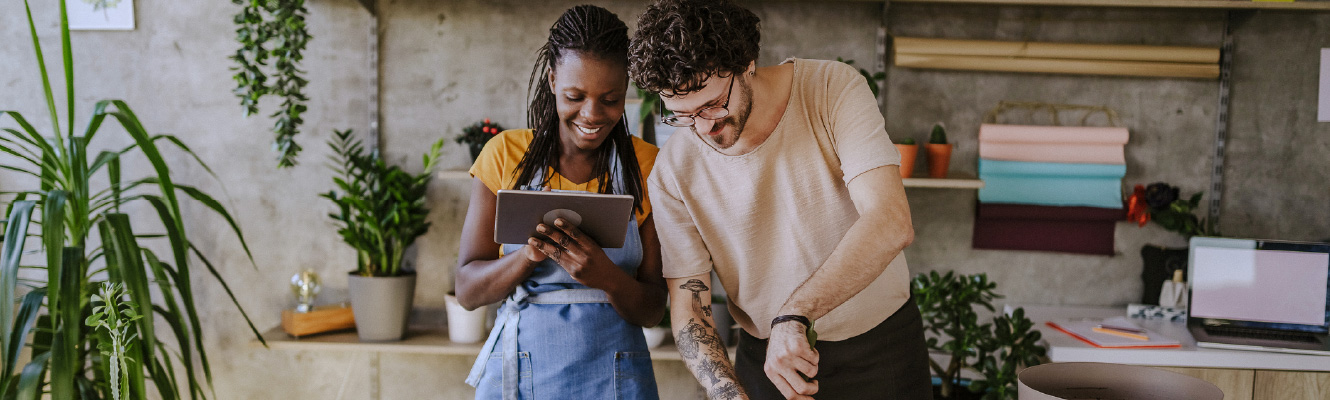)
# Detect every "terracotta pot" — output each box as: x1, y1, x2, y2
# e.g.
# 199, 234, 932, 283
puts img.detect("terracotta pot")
895, 144, 918, 178
925, 143, 953, 178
